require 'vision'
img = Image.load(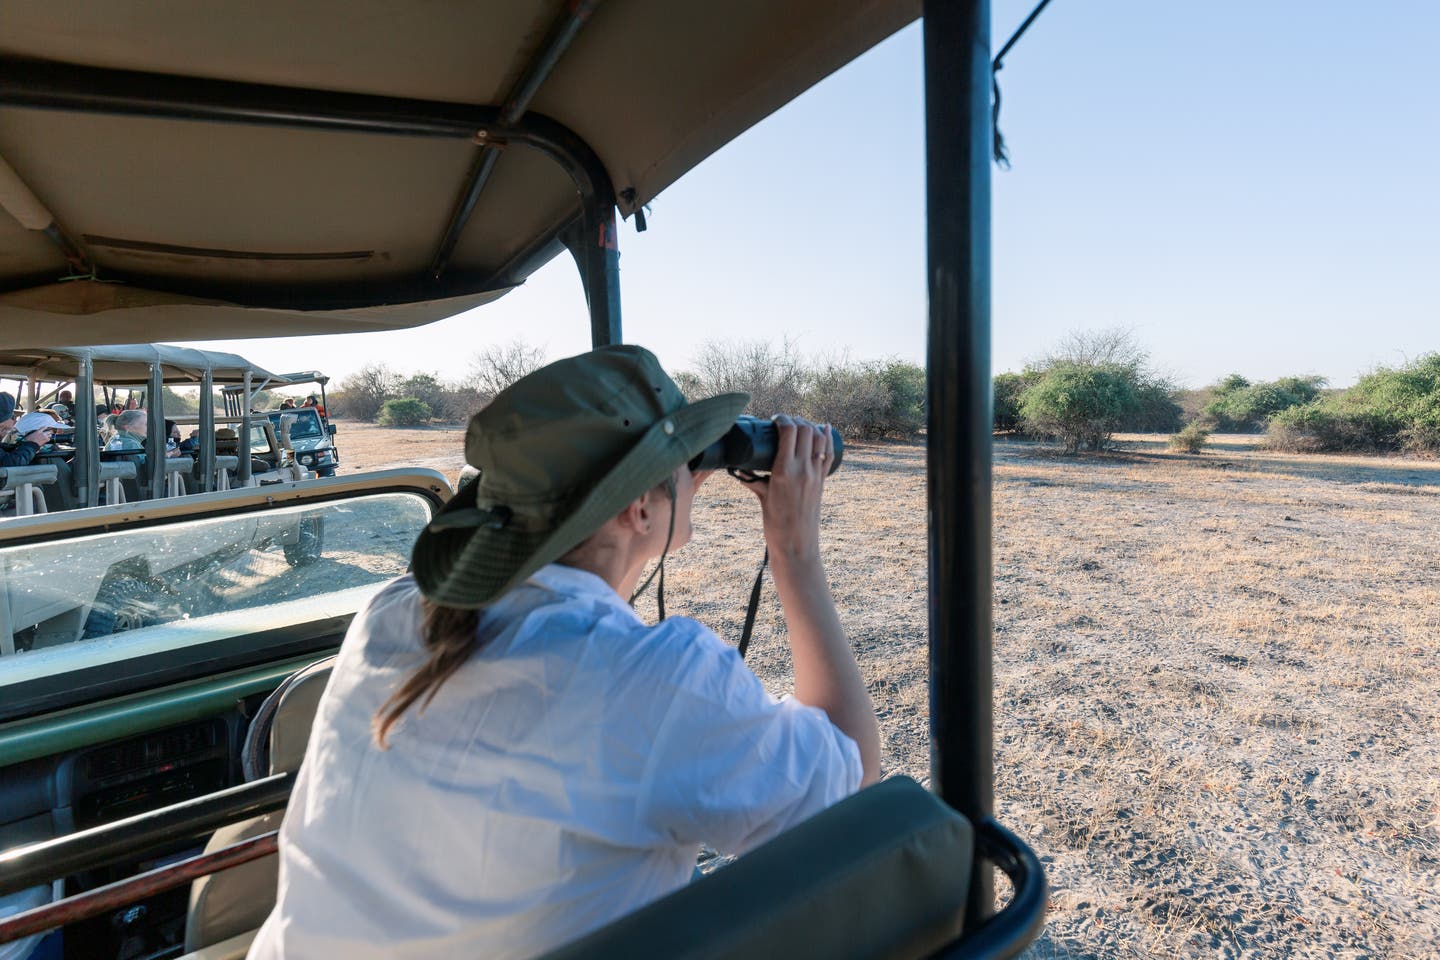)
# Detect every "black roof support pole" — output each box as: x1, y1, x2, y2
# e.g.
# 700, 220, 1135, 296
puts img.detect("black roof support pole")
924, 0, 995, 933
560, 203, 622, 348
429, 0, 603, 279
